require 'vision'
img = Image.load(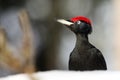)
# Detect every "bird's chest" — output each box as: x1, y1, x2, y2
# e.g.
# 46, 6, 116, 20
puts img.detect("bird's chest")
70, 50, 89, 62
69, 50, 90, 68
